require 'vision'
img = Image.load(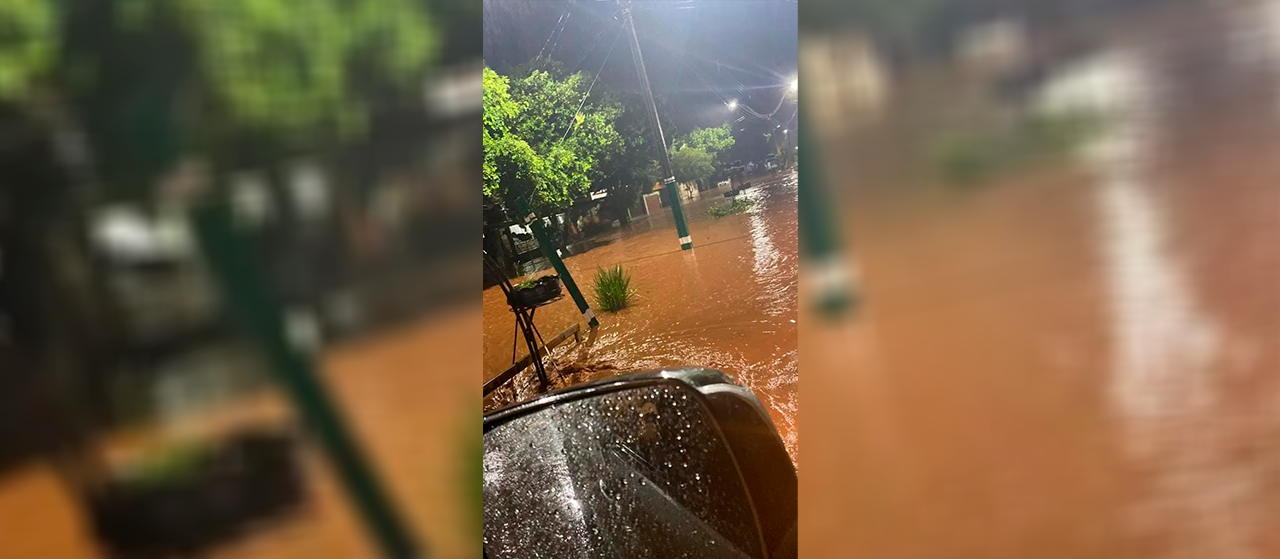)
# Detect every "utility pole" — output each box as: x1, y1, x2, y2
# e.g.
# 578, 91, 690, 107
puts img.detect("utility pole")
620, 0, 693, 250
